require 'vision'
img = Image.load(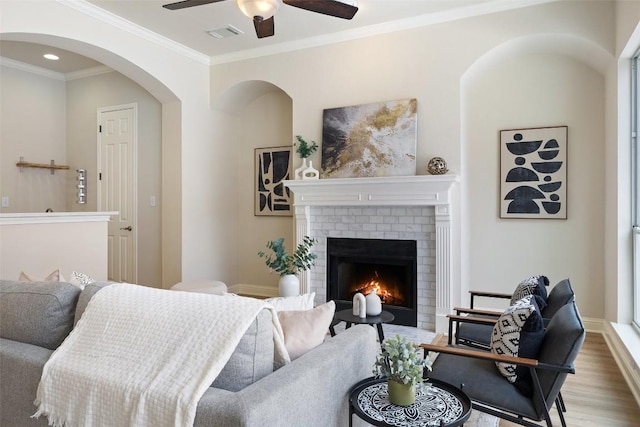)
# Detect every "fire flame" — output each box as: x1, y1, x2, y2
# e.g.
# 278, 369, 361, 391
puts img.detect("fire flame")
354, 279, 393, 304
